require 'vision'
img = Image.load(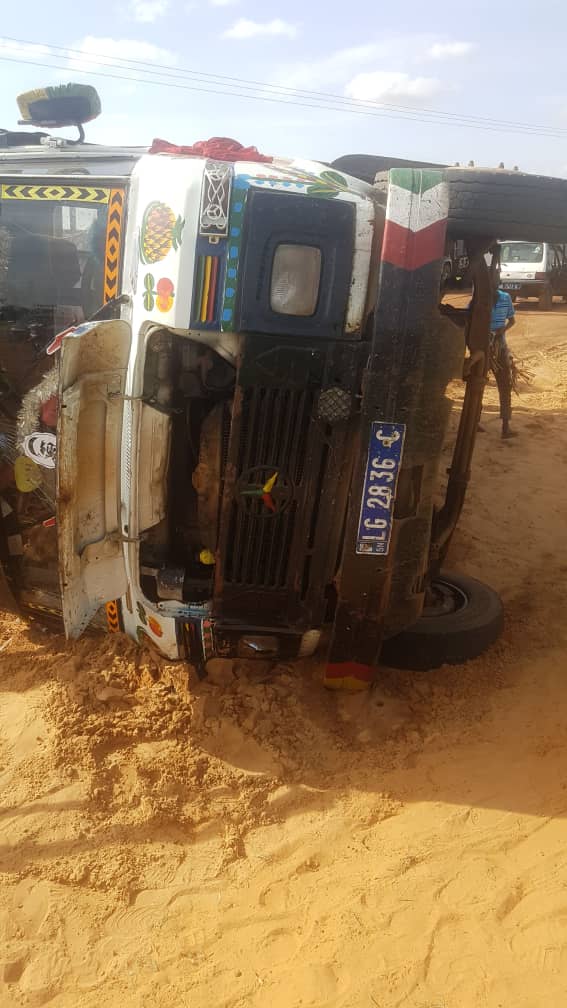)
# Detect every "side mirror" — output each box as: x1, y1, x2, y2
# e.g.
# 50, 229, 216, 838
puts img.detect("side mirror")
17, 84, 101, 142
